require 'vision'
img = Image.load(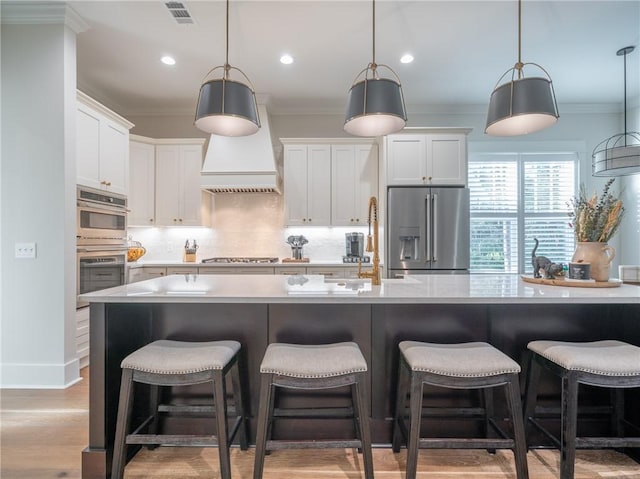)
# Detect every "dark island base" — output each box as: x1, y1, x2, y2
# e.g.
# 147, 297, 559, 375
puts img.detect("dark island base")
82, 302, 640, 478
